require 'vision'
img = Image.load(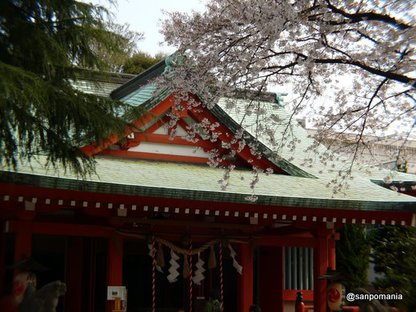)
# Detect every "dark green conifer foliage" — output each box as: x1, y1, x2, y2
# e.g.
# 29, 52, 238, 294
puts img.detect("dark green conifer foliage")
370, 225, 416, 311
123, 52, 165, 74
0, 0, 135, 175
336, 225, 370, 291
